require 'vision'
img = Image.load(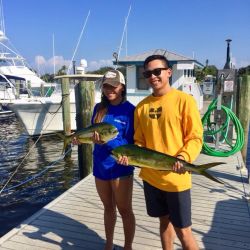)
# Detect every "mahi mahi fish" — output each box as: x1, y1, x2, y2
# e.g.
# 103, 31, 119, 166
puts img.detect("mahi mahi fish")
58, 122, 118, 153
111, 144, 225, 184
